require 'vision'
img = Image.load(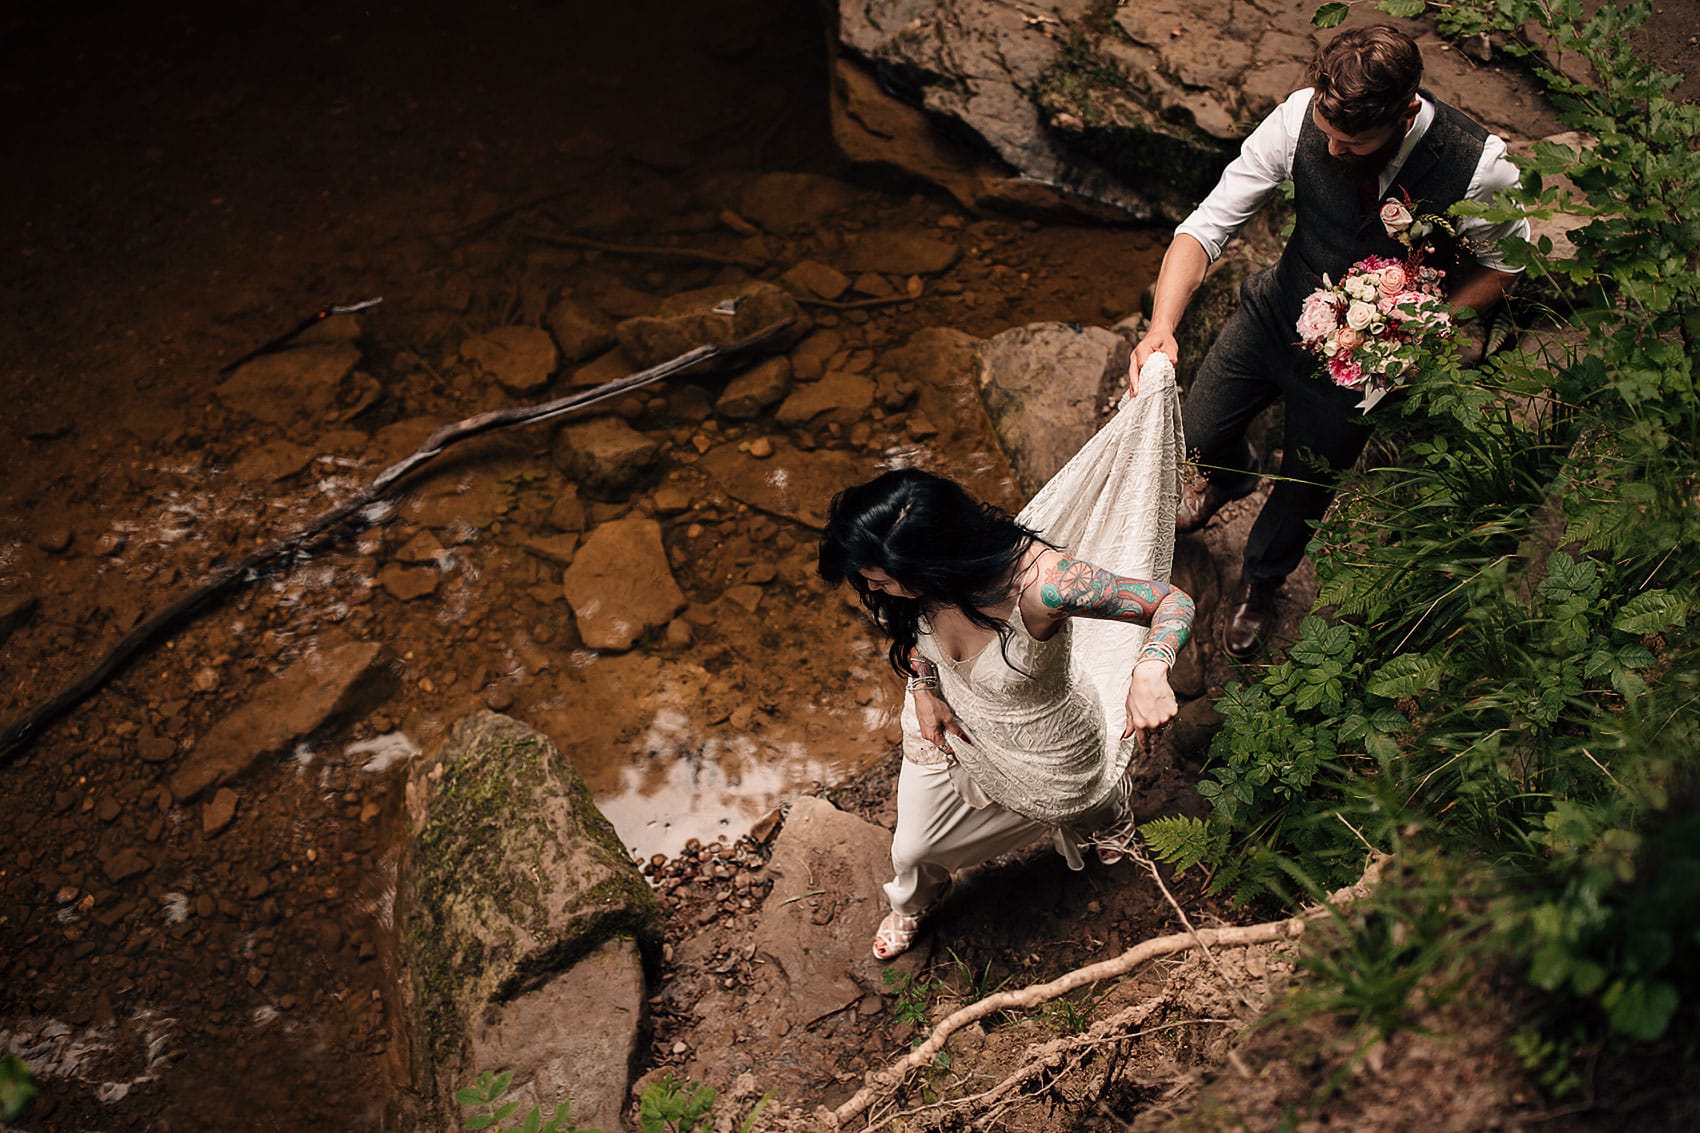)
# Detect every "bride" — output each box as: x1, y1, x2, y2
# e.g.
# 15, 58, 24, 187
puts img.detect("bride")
817, 354, 1192, 959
